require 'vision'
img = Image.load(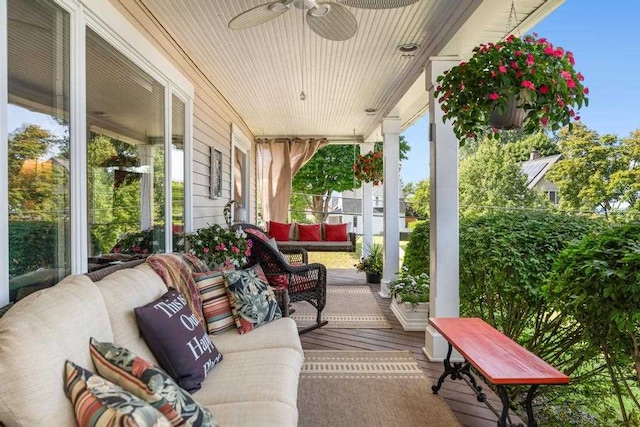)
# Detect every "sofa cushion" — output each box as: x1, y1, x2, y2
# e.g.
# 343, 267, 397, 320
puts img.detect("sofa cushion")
268, 221, 291, 241
223, 265, 282, 334
95, 263, 168, 364
90, 339, 215, 427
194, 270, 236, 336
193, 348, 303, 410
298, 223, 321, 241
65, 361, 171, 427
135, 289, 223, 392
211, 317, 303, 358
324, 223, 349, 241
206, 401, 297, 427
0, 275, 113, 426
